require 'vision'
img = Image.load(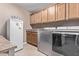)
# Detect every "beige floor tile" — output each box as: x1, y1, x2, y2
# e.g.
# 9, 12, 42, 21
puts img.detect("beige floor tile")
15, 44, 46, 56
0, 43, 46, 56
